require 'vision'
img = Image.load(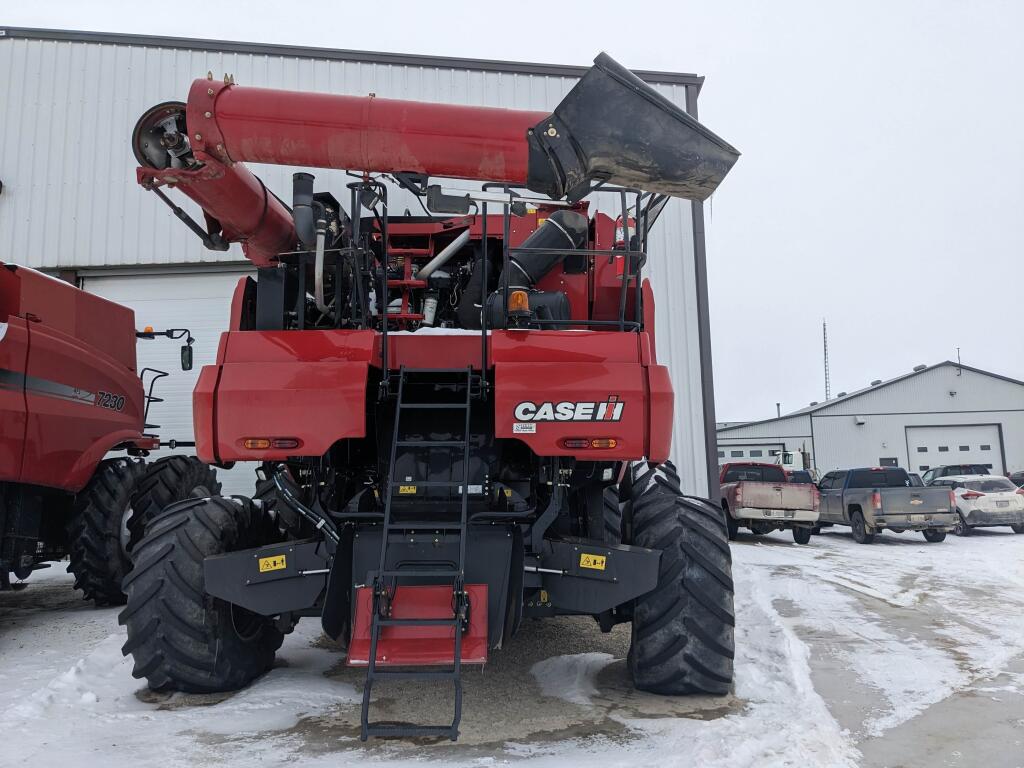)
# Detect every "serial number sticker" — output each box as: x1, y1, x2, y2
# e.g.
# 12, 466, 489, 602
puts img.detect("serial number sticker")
258, 554, 287, 573
579, 553, 607, 571
513, 422, 536, 434
398, 485, 417, 494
